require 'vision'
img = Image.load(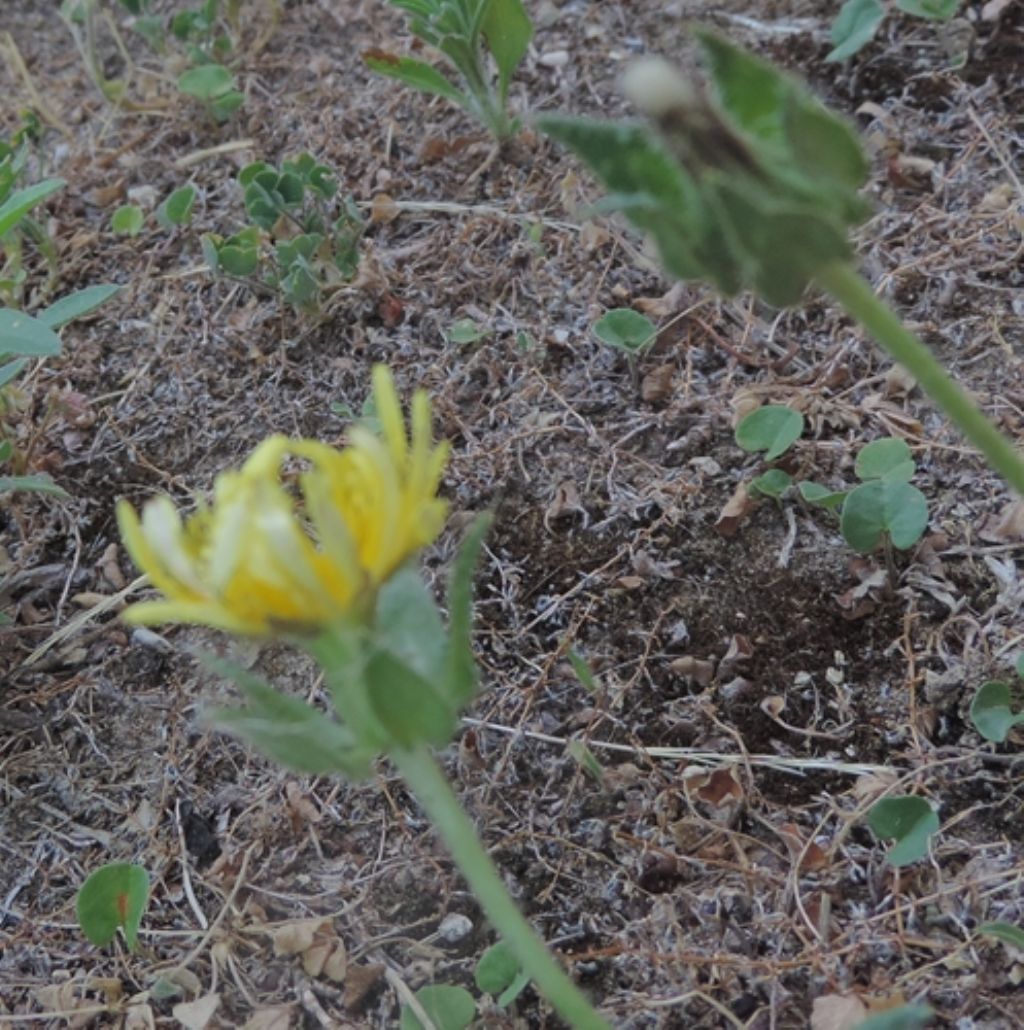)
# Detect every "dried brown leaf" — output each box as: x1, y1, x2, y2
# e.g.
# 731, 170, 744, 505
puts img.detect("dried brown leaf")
343, 962, 386, 1009
684, 765, 744, 807
714, 482, 756, 538
670, 656, 715, 686
979, 499, 1024, 542
242, 1005, 296, 1030
272, 917, 329, 956
172, 992, 220, 1030
641, 363, 675, 404
369, 193, 399, 225
810, 993, 866, 1030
